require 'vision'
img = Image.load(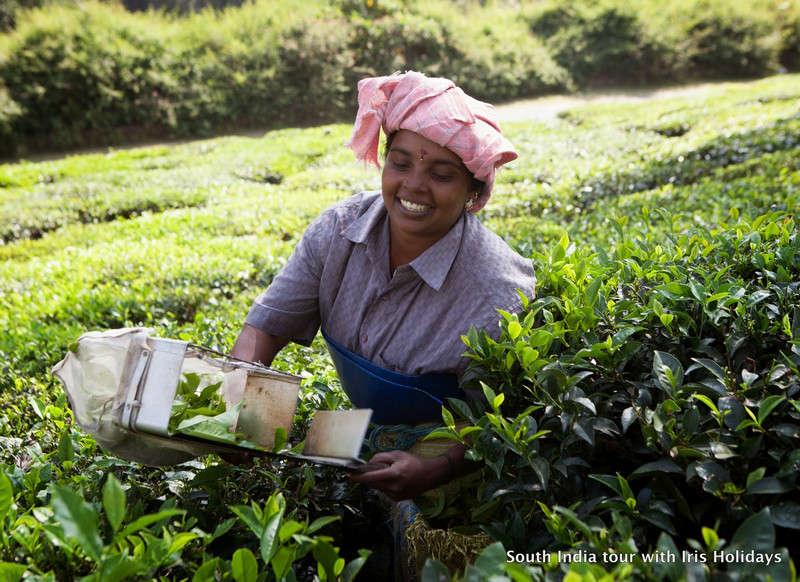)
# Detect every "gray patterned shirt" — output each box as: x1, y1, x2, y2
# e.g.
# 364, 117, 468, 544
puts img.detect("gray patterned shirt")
245, 191, 536, 378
